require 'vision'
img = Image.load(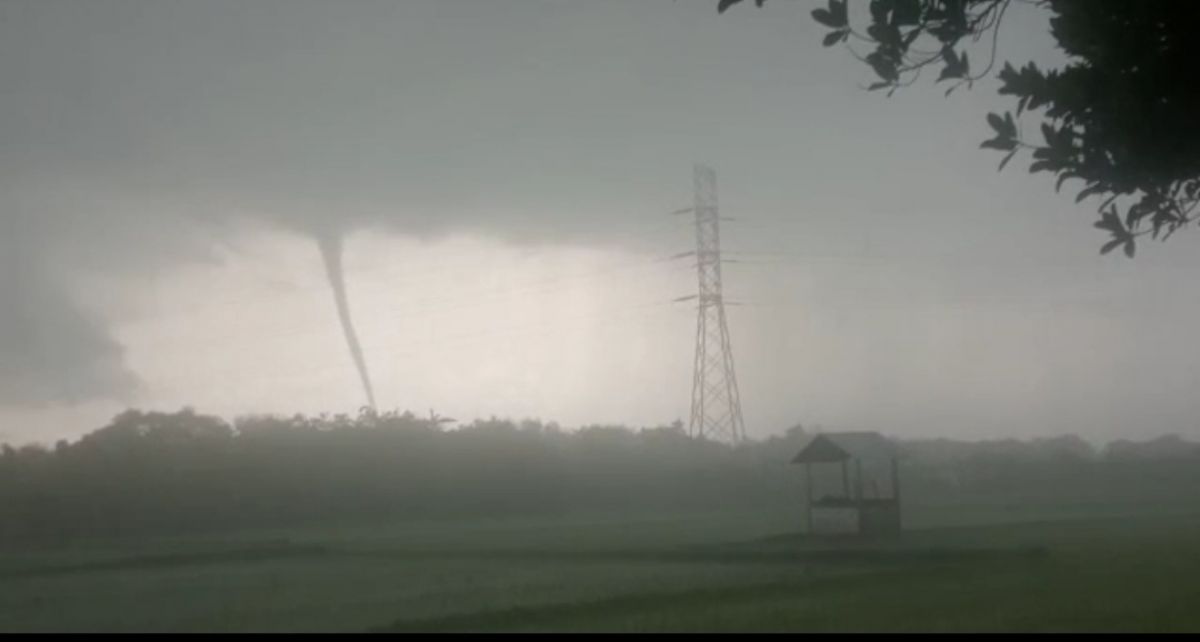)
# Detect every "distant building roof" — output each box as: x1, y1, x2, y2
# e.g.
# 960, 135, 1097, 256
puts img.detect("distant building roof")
791, 431, 897, 464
